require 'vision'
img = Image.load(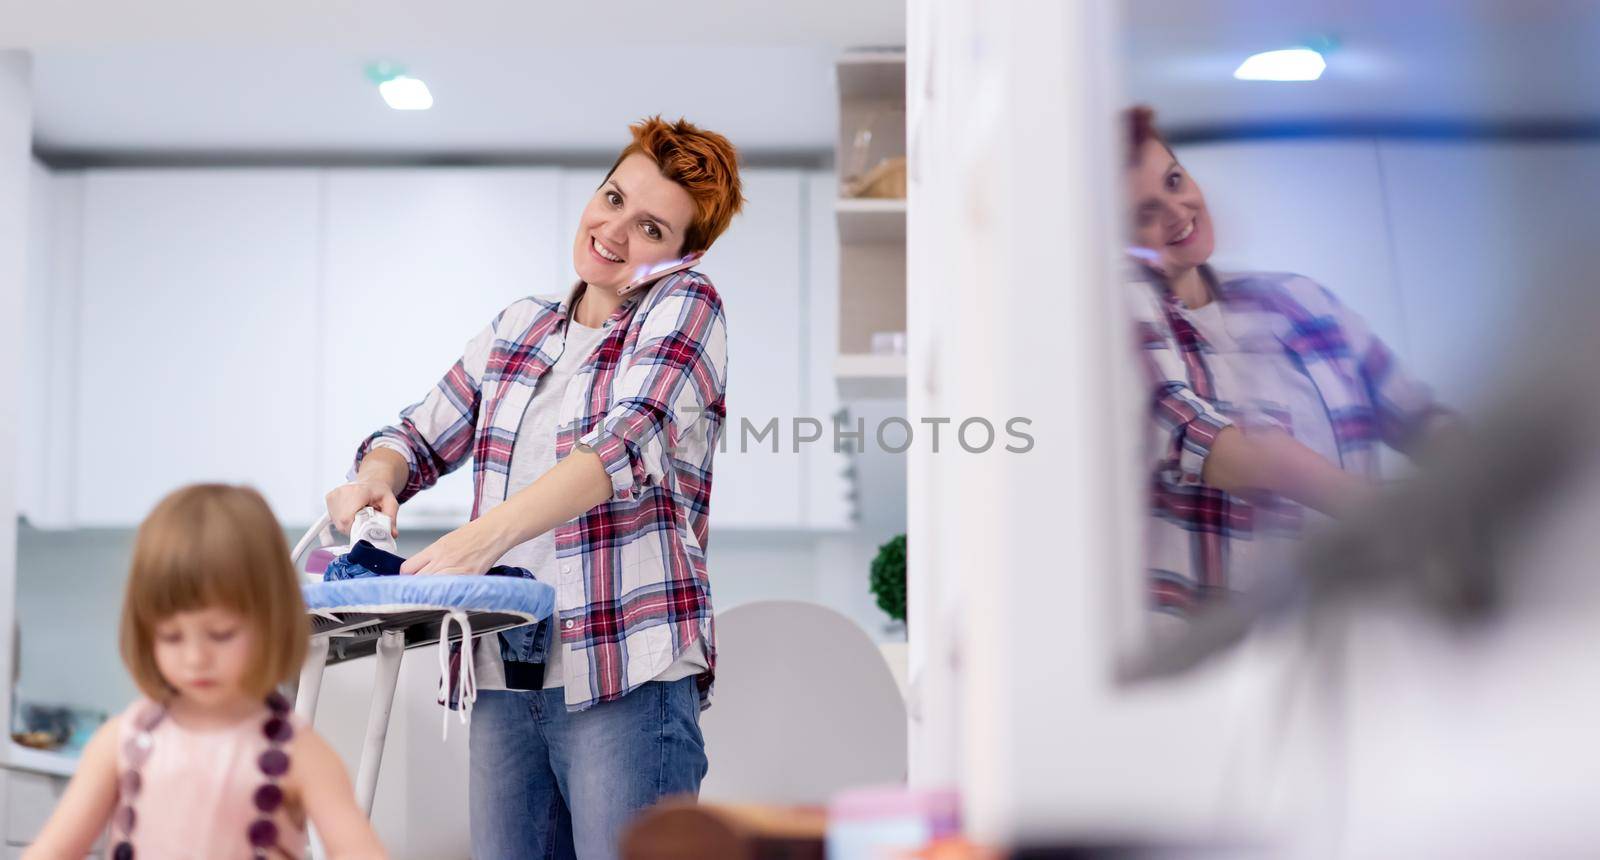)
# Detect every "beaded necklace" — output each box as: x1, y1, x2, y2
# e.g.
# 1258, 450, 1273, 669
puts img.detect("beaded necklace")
112, 691, 295, 860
